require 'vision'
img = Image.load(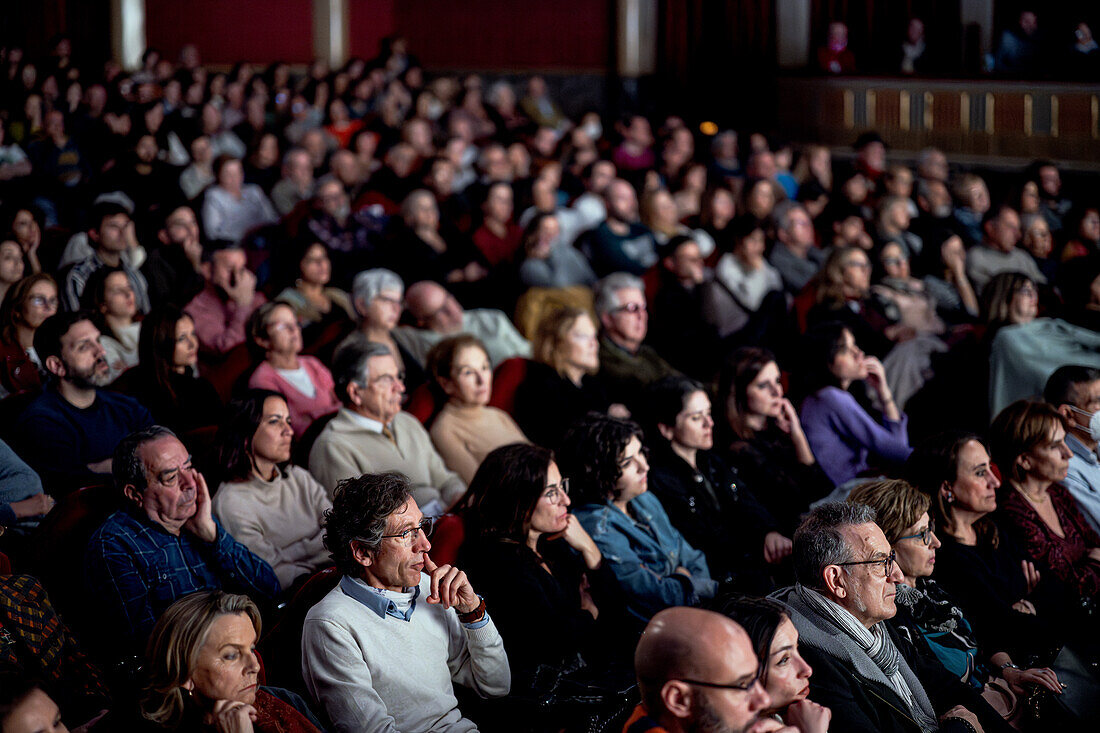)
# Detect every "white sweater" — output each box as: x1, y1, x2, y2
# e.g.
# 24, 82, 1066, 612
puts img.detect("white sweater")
302, 574, 511, 732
